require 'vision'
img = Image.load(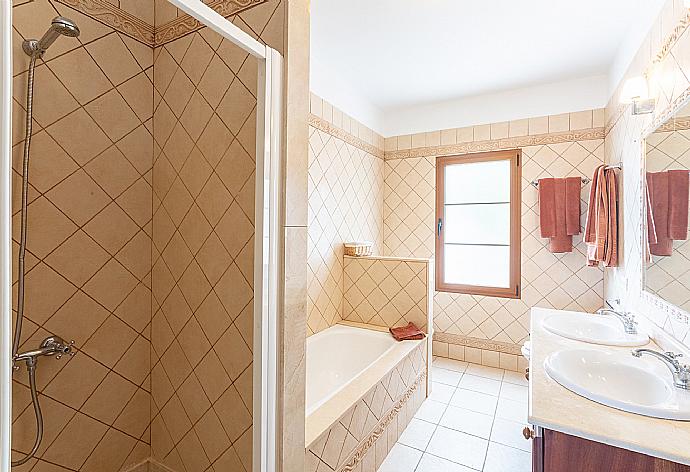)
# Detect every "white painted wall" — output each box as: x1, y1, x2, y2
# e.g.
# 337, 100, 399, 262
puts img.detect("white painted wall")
381, 75, 609, 136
